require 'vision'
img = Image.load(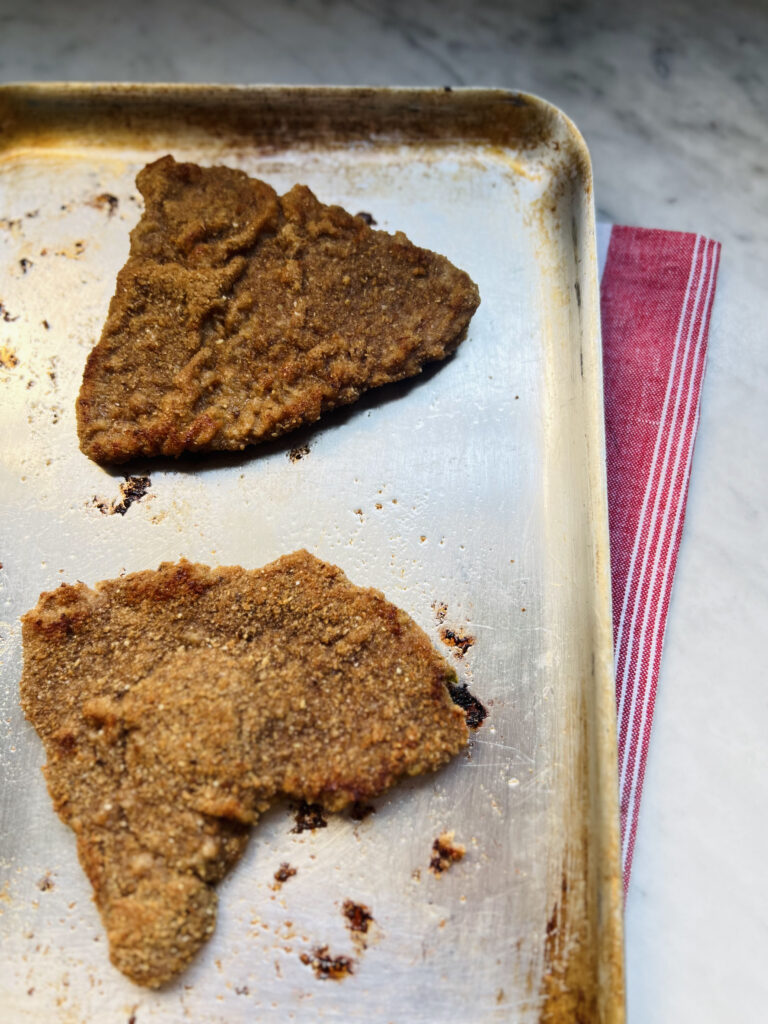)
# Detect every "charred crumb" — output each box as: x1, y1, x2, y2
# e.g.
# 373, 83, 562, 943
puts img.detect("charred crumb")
37, 873, 54, 892
300, 945, 355, 980
430, 831, 465, 874
439, 626, 475, 657
432, 601, 448, 624
1, 302, 19, 322
273, 862, 297, 885
349, 801, 374, 821
288, 443, 310, 463
114, 475, 151, 514
25, 209, 39, 219
355, 211, 377, 226
291, 799, 328, 833
0, 217, 21, 231
27, 987, 34, 996
42, 320, 50, 330
235, 985, 249, 995
20, 258, 33, 274
0, 345, 19, 369
443, 85, 453, 92
447, 680, 488, 729
92, 475, 151, 516
342, 900, 373, 935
